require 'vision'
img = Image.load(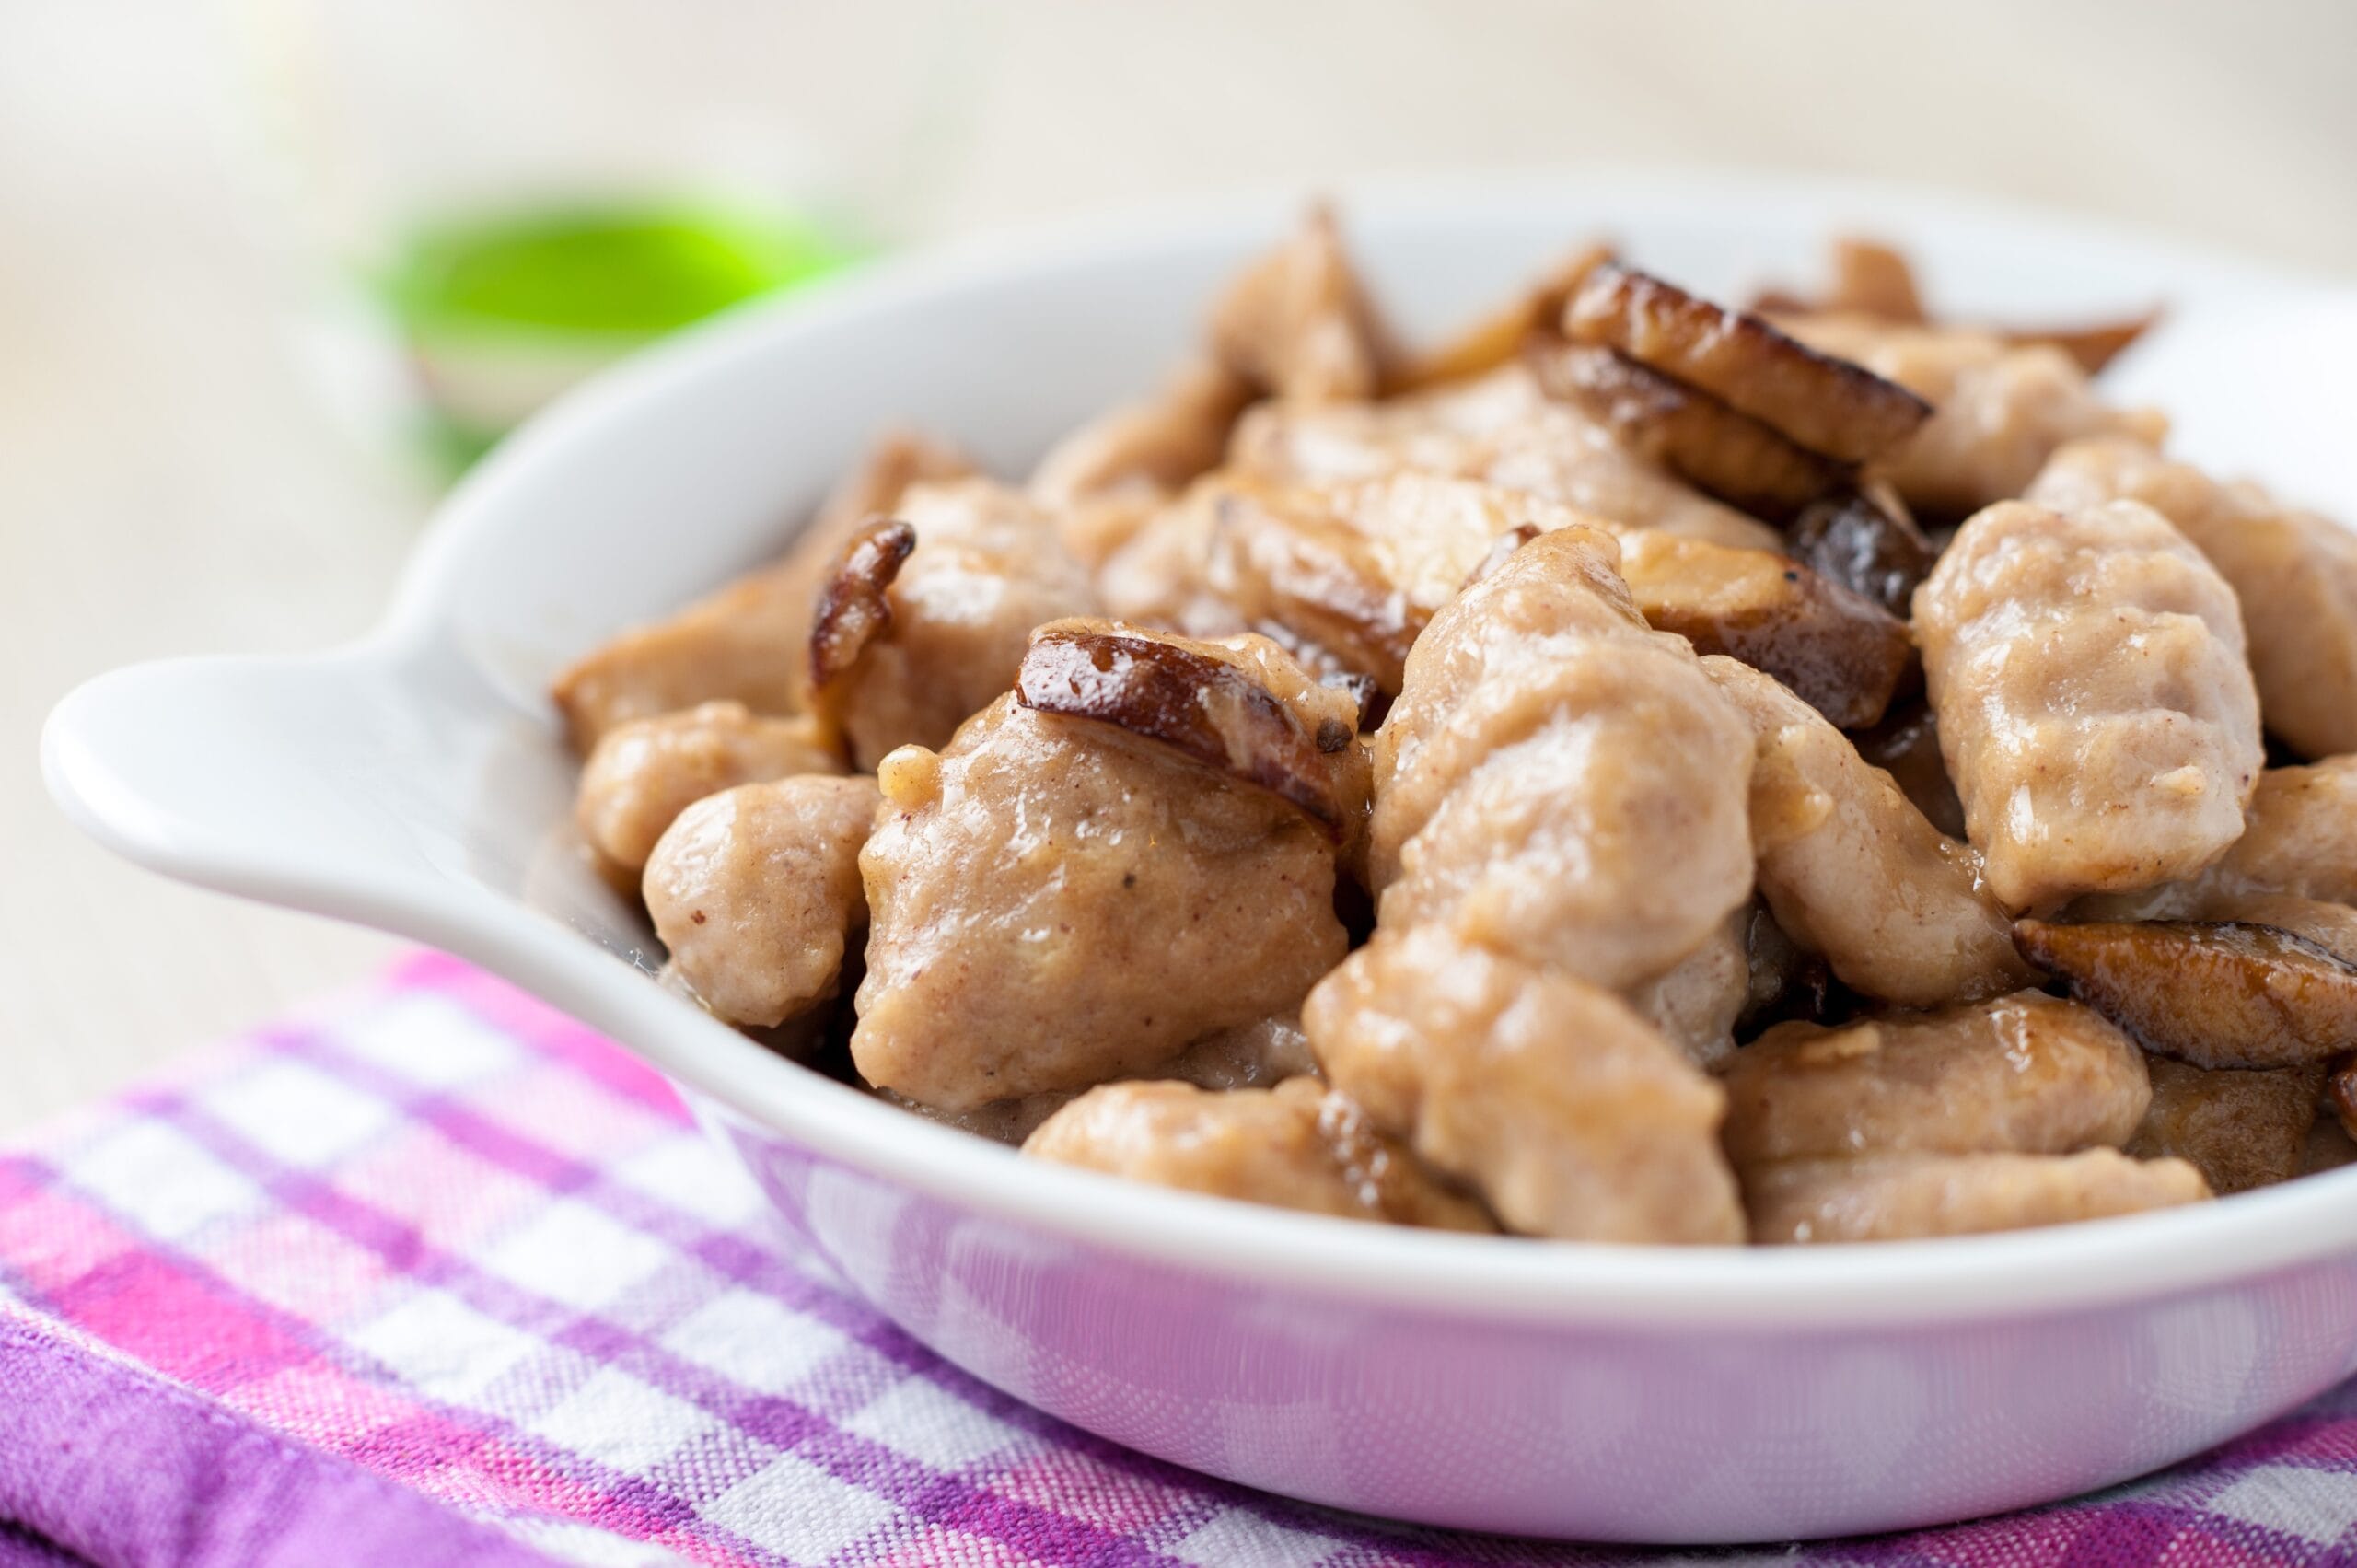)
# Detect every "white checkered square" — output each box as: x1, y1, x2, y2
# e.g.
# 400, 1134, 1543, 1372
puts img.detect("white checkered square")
339, 992, 524, 1088
479, 1198, 675, 1311
659, 1286, 848, 1395
66, 1121, 267, 1241
702, 1450, 900, 1562
1167, 1507, 1346, 1567
607, 1136, 765, 1229
201, 1060, 397, 1168
842, 1376, 1025, 1472
527, 1365, 722, 1478
2206, 1464, 2357, 1546
347, 1287, 559, 1405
